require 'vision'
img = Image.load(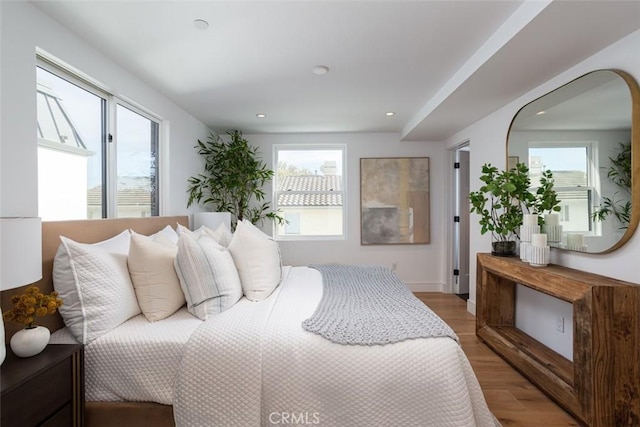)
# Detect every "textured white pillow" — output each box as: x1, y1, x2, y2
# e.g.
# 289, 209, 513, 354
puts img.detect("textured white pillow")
176, 222, 232, 246
53, 231, 140, 344
128, 232, 185, 322
207, 222, 233, 247
150, 224, 179, 244
174, 233, 242, 320
228, 220, 282, 301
